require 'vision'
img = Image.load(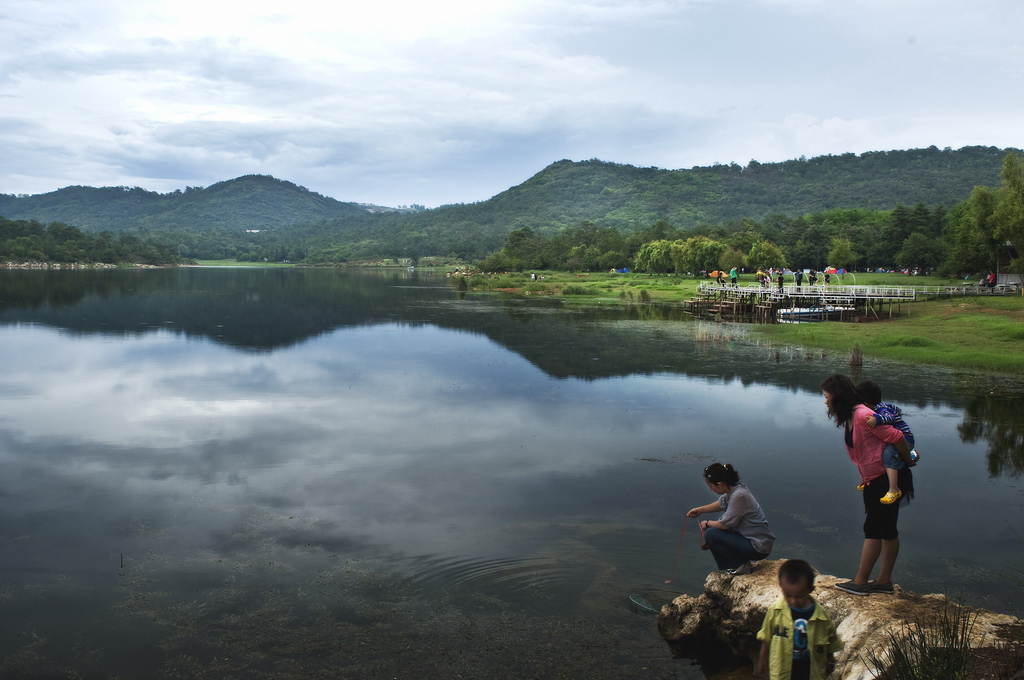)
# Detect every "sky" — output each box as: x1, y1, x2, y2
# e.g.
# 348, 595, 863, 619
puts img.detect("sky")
2, 0, 1022, 208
